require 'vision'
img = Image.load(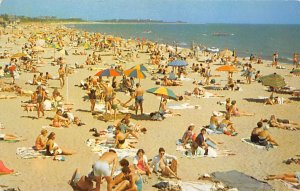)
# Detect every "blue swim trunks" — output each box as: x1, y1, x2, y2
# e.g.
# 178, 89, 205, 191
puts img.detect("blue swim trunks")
135, 96, 144, 104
